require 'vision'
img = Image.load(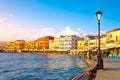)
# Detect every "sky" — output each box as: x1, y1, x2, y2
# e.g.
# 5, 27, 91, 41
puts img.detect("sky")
0, 0, 120, 41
